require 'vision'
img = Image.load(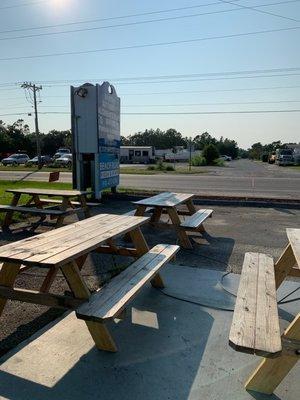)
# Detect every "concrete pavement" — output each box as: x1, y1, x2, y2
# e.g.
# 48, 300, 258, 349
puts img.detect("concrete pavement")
1, 265, 299, 400
0, 159, 299, 199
